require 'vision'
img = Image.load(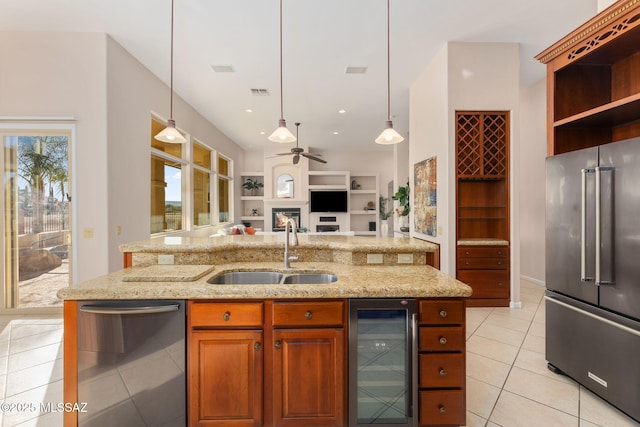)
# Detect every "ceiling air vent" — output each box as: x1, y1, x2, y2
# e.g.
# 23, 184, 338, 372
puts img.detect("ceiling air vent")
211, 65, 235, 73
345, 66, 367, 74
250, 88, 270, 96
